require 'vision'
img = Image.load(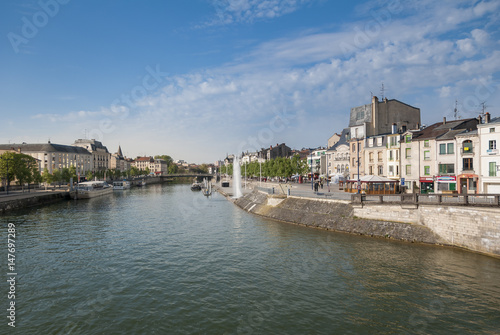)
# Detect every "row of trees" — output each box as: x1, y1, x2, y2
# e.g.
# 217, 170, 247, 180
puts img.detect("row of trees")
0, 152, 41, 191
220, 155, 310, 179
